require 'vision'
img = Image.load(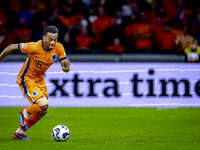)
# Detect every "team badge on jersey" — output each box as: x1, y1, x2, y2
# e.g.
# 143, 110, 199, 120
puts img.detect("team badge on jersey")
51, 54, 57, 61
22, 44, 27, 49
32, 91, 38, 97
